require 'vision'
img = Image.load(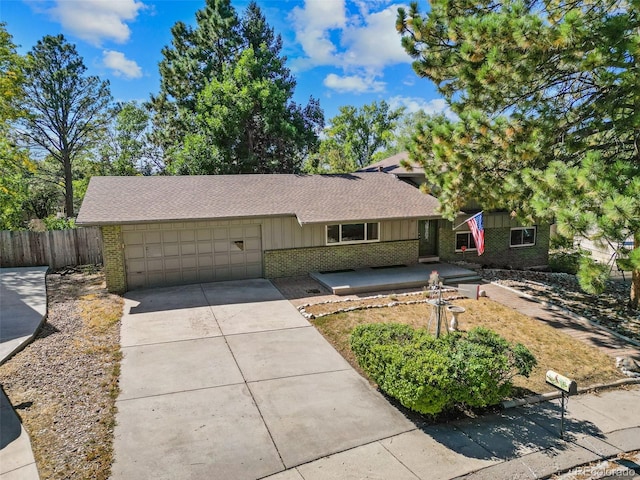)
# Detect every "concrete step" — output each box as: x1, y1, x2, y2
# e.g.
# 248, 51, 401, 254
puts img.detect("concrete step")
442, 274, 482, 285
418, 256, 440, 263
